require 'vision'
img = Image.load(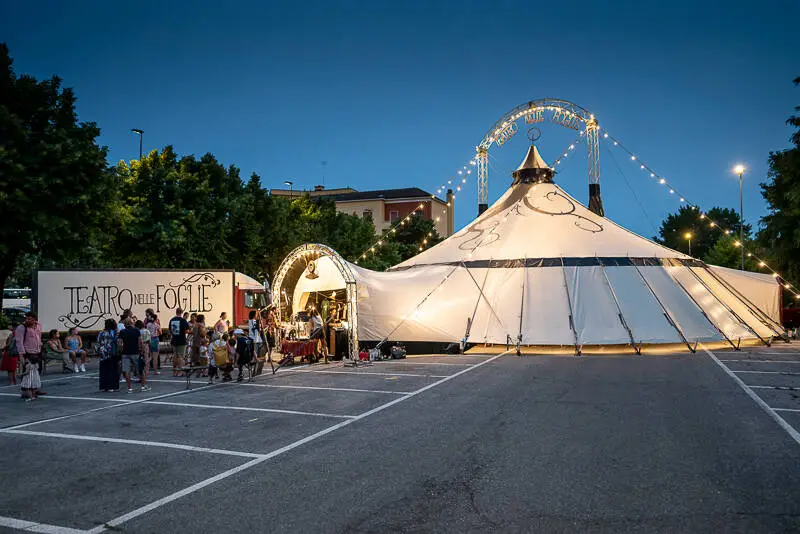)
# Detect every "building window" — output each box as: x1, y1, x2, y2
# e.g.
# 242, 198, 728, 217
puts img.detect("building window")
389, 210, 399, 222
362, 209, 373, 221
